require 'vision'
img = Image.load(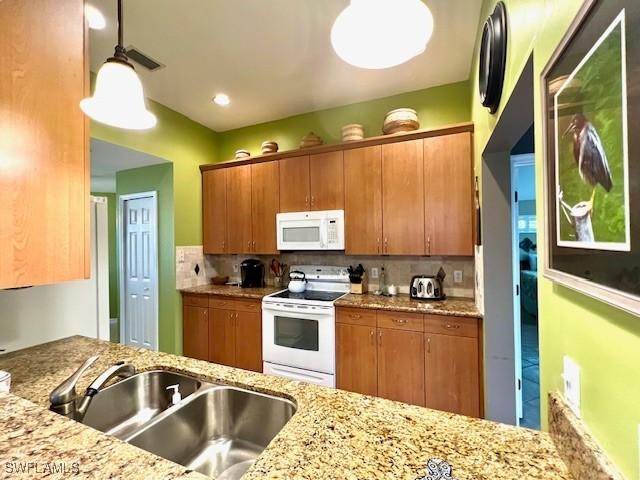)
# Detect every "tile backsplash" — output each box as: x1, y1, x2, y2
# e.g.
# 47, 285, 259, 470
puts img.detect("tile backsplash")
204, 252, 475, 298
176, 246, 216, 289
